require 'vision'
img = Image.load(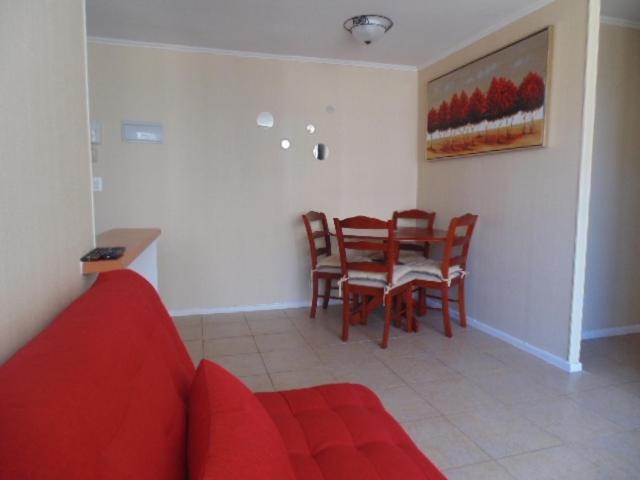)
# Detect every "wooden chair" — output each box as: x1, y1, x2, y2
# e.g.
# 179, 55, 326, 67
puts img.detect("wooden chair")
334, 216, 414, 348
392, 209, 436, 263
410, 213, 478, 337
302, 211, 342, 318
